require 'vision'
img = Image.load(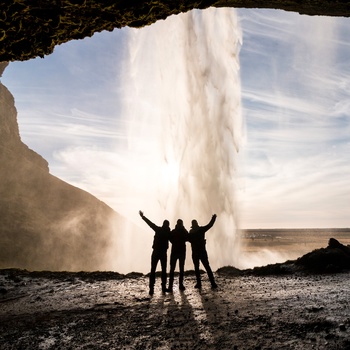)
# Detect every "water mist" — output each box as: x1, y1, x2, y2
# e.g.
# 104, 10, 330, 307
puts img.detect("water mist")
113, 8, 242, 272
